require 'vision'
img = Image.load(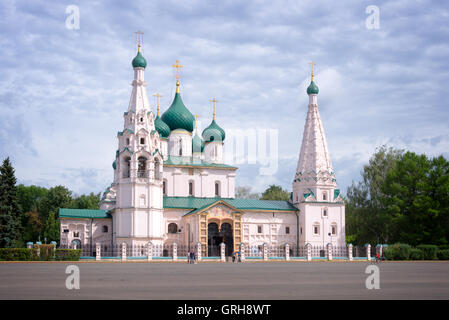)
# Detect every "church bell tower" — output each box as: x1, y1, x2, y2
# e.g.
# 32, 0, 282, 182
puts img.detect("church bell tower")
112, 32, 164, 246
